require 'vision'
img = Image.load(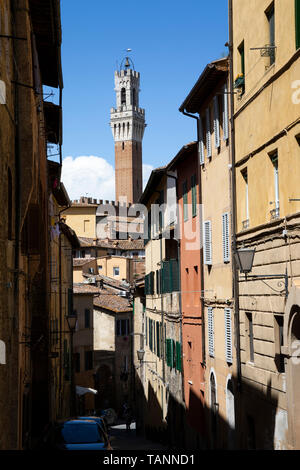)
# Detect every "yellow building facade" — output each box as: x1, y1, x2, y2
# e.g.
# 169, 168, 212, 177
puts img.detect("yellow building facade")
232, 0, 300, 449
